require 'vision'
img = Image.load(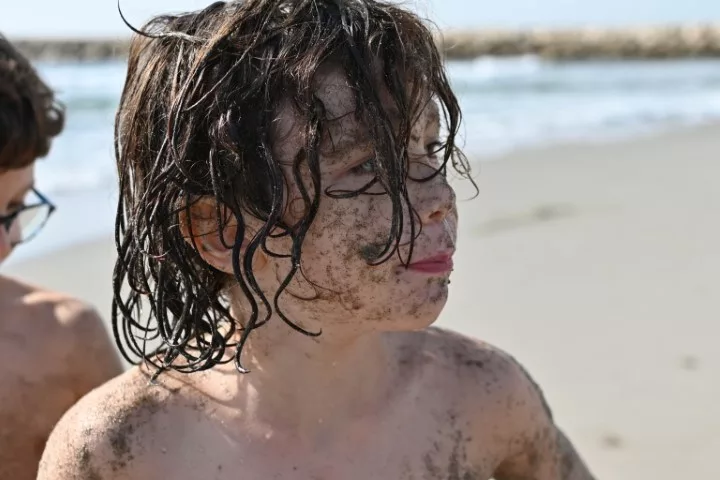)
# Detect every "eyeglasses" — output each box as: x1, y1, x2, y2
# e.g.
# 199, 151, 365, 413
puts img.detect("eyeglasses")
0, 188, 56, 247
